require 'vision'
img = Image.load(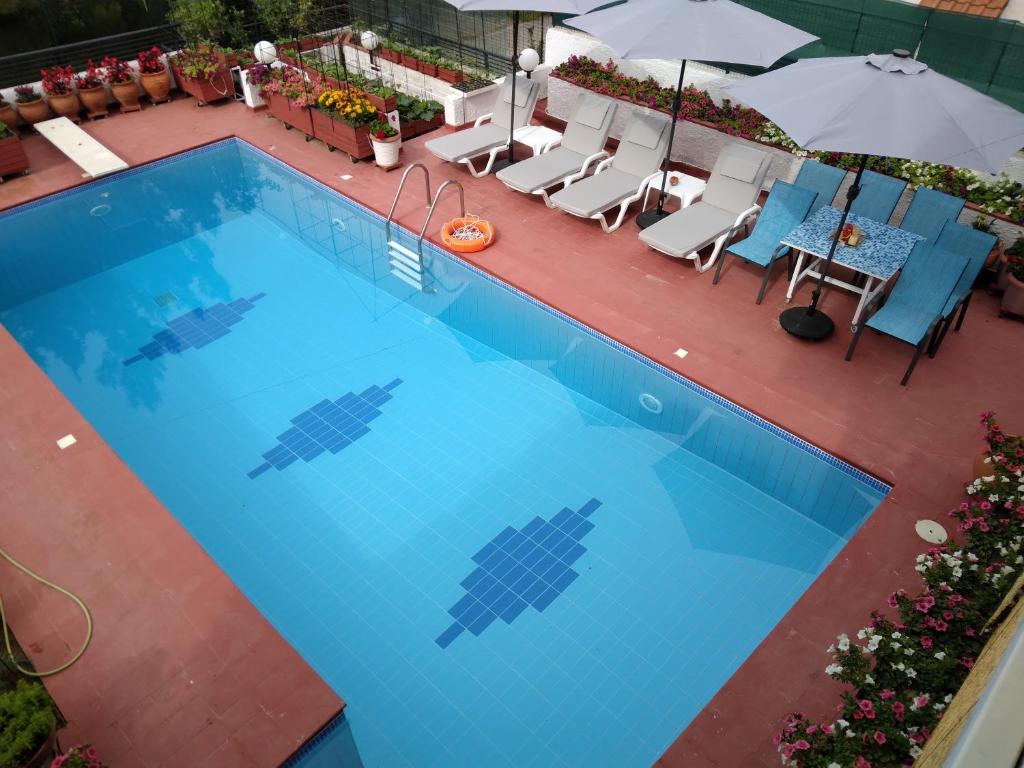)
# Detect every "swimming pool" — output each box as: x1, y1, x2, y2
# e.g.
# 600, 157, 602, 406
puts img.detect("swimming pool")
0, 139, 888, 767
